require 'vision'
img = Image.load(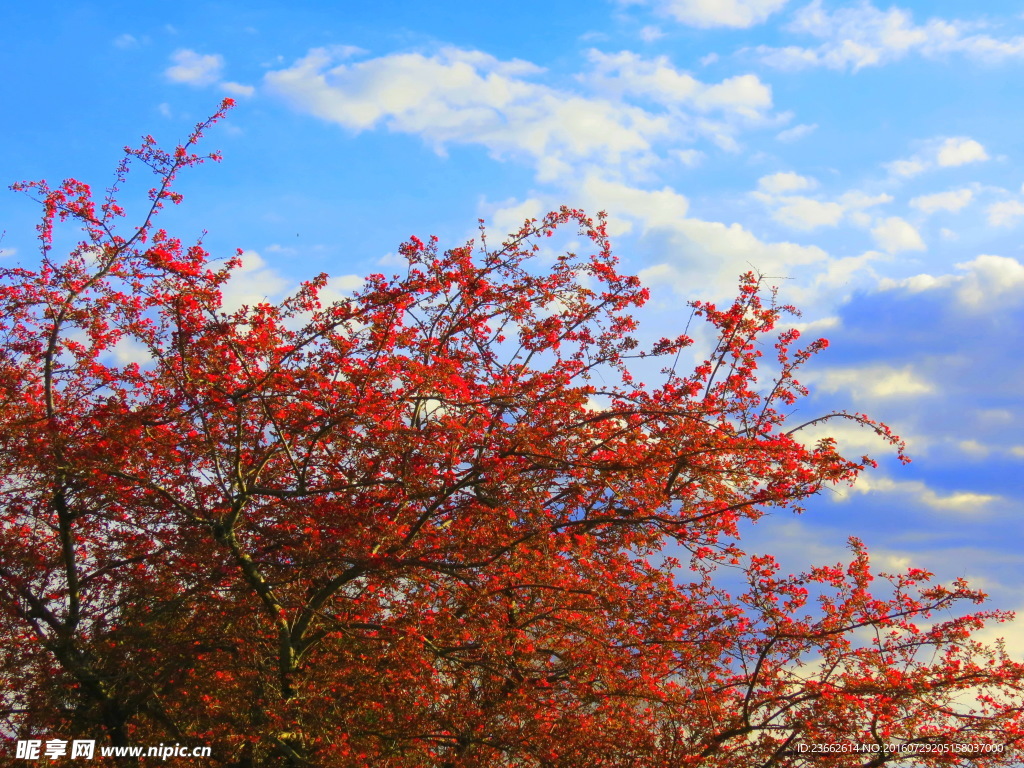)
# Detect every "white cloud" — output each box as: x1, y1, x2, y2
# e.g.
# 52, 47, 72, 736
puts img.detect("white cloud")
877, 272, 952, 294
886, 158, 929, 178
936, 137, 989, 167
579, 174, 690, 234
639, 25, 665, 41
266, 46, 777, 184
753, 0, 1024, 71
487, 197, 545, 237
679, 218, 823, 266
802, 250, 885, 297
638, 216, 828, 298
221, 81, 256, 97
845, 211, 872, 228
771, 197, 845, 230
879, 254, 1024, 311
753, 177, 891, 231
266, 46, 542, 132
952, 254, 1024, 308
814, 364, 934, 399
974, 602, 1024, 663
886, 136, 989, 178
776, 122, 817, 142
584, 50, 773, 119
790, 414, 919, 457
113, 34, 139, 49
624, 0, 790, 28
784, 314, 841, 334
871, 216, 925, 253
219, 250, 292, 313
557, 176, 829, 300
266, 47, 675, 183
697, 74, 773, 116
110, 336, 152, 366
910, 187, 973, 214
987, 200, 1024, 227
845, 475, 998, 513
838, 190, 893, 211
758, 171, 817, 194
957, 439, 989, 458
978, 408, 1014, 426
671, 148, 704, 166
318, 274, 364, 304
165, 49, 224, 87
